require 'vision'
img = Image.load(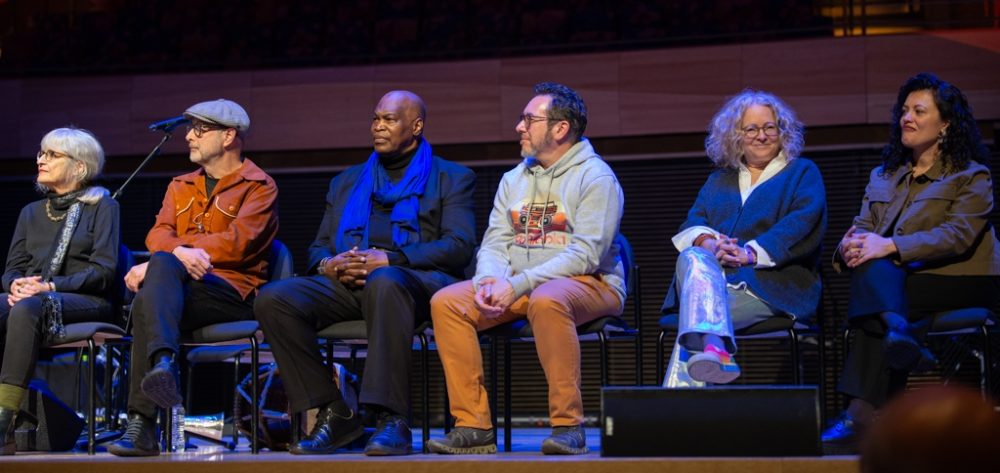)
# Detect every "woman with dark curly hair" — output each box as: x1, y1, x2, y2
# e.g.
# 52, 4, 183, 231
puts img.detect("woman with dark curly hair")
822, 73, 1000, 450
